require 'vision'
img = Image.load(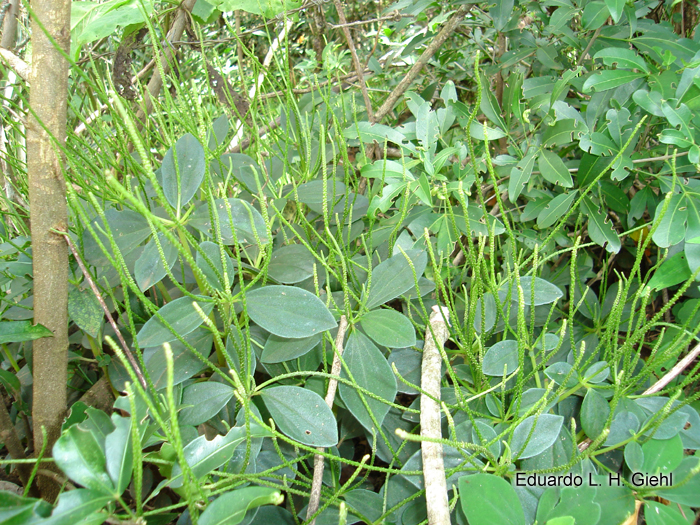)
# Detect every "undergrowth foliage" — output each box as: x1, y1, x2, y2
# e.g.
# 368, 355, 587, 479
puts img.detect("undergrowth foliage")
2, 0, 700, 524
